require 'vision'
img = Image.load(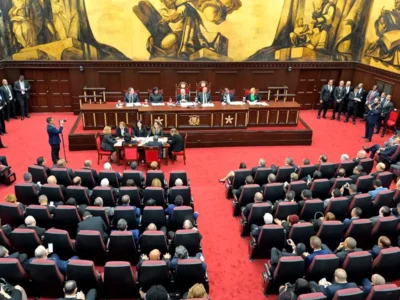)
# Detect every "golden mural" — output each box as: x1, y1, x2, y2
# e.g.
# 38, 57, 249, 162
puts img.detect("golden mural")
0, 0, 399, 72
